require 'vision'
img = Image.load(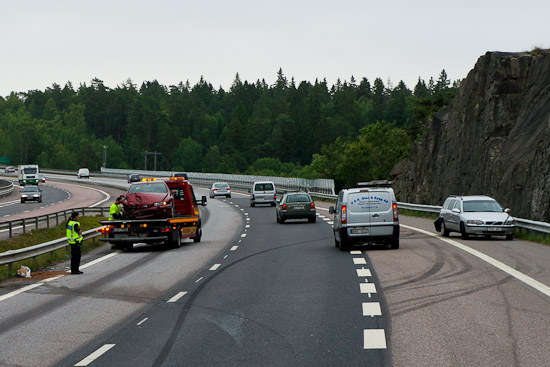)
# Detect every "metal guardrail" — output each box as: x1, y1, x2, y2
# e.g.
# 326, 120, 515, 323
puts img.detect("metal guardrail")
0, 179, 14, 198
0, 207, 110, 239
100, 168, 336, 196
0, 228, 103, 272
